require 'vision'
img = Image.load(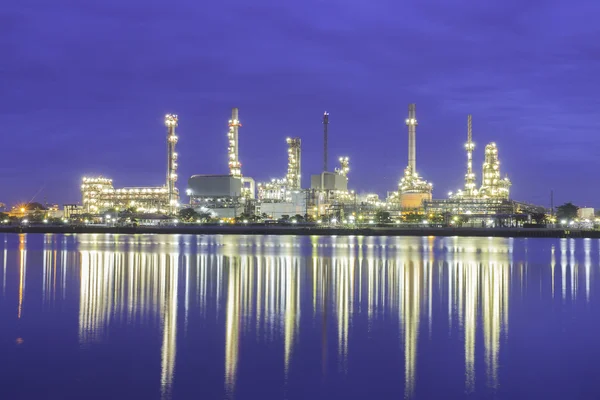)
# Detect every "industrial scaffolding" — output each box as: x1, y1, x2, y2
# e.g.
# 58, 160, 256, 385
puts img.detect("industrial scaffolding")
426, 114, 540, 222
81, 177, 170, 214
165, 114, 180, 214
227, 108, 242, 178
81, 114, 180, 215
258, 137, 303, 203
450, 115, 511, 201
397, 104, 432, 208
286, 137, 301, 189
